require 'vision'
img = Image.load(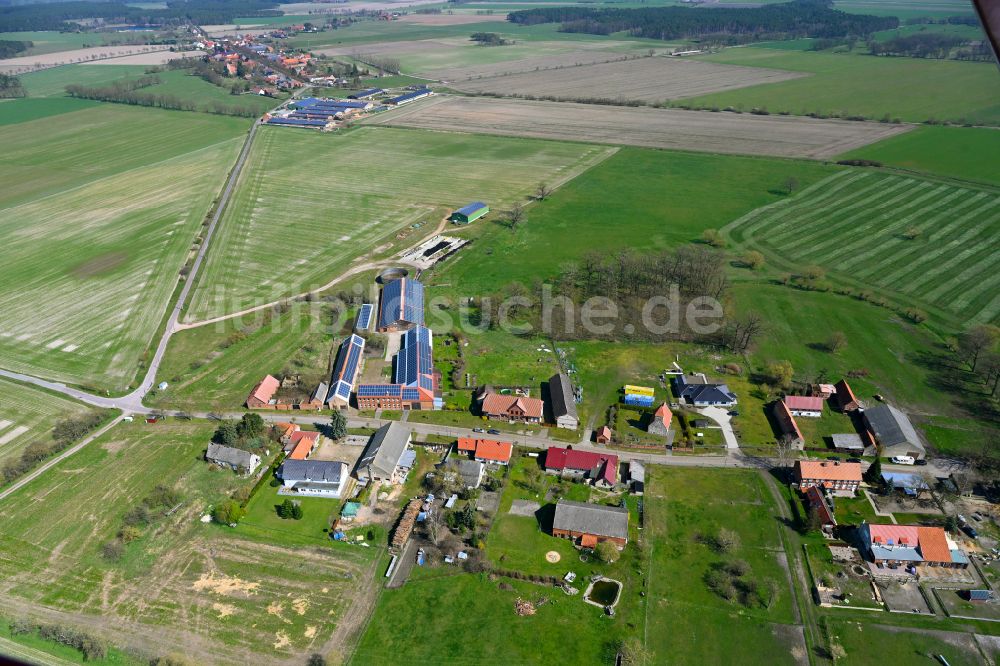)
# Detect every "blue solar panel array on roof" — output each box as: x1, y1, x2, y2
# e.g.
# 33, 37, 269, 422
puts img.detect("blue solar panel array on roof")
357, 384, 402, 397
334, 380, 352, 400
389, 89, 431, 105
330, 334, 365, 398
402, 388, 421, 401
378, 279, 402, 330
349, 88, 383, 99
456, 202, 487, 217
402, 280, 424, 326
266, 117, 327, 128
355, 304, 373, 330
